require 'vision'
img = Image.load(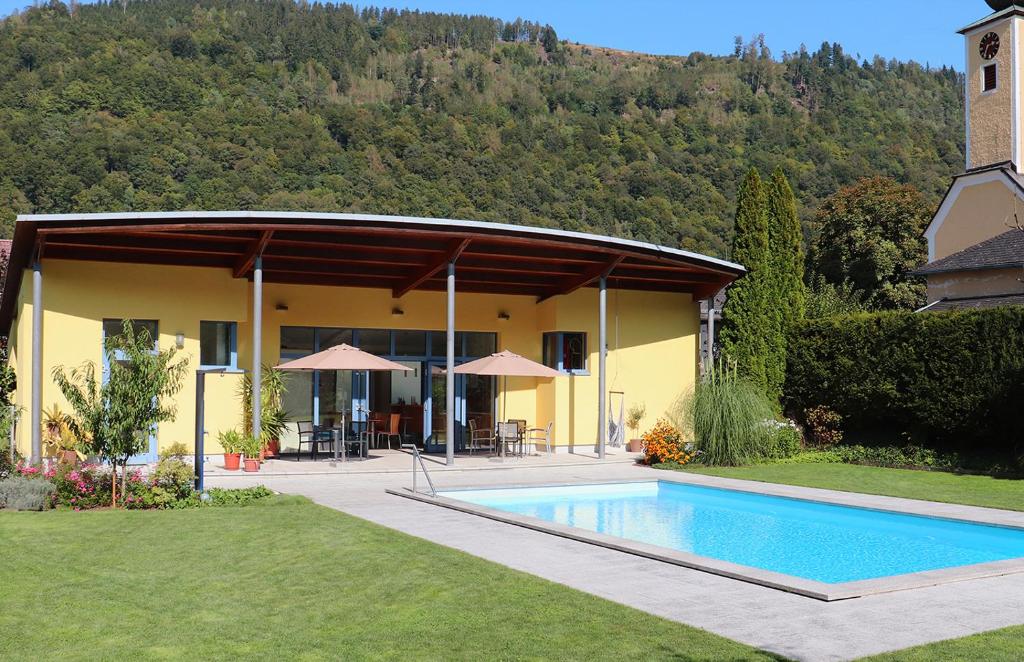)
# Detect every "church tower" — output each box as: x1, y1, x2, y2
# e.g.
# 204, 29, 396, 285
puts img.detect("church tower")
962, 1, 1024, 171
